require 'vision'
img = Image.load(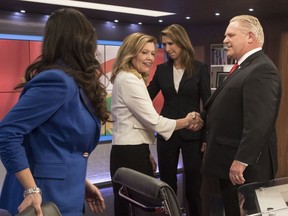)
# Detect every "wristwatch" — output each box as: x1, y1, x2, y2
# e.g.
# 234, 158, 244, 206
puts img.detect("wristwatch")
23, 187, 42, 198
